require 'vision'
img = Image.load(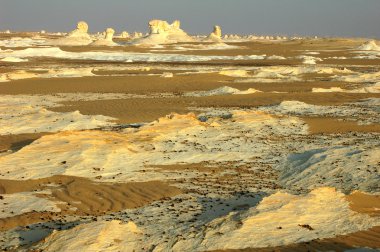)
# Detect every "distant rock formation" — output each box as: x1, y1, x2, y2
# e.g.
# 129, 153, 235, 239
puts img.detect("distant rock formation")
90, 28, 118, 46
204, 25, 223, 43
149, 19, 170, 34
212, 25, 222, 38
120, 31, 130, 38
131, 19, 194, 45
51, 21, 93, 46
357, 40, 380, 51
131, 32, 143, 39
